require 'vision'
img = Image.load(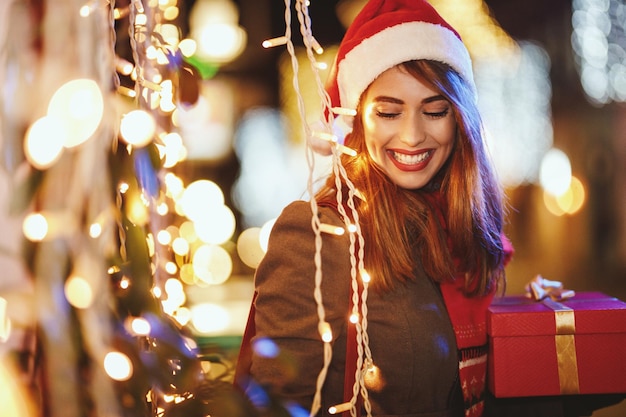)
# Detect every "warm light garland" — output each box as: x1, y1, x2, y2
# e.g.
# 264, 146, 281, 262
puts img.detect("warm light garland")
264, 1, 372, 415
